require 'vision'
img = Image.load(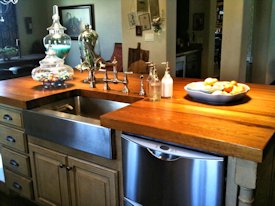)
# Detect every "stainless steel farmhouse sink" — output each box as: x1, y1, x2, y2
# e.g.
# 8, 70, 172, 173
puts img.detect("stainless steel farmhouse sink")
23, 96, 129, 159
